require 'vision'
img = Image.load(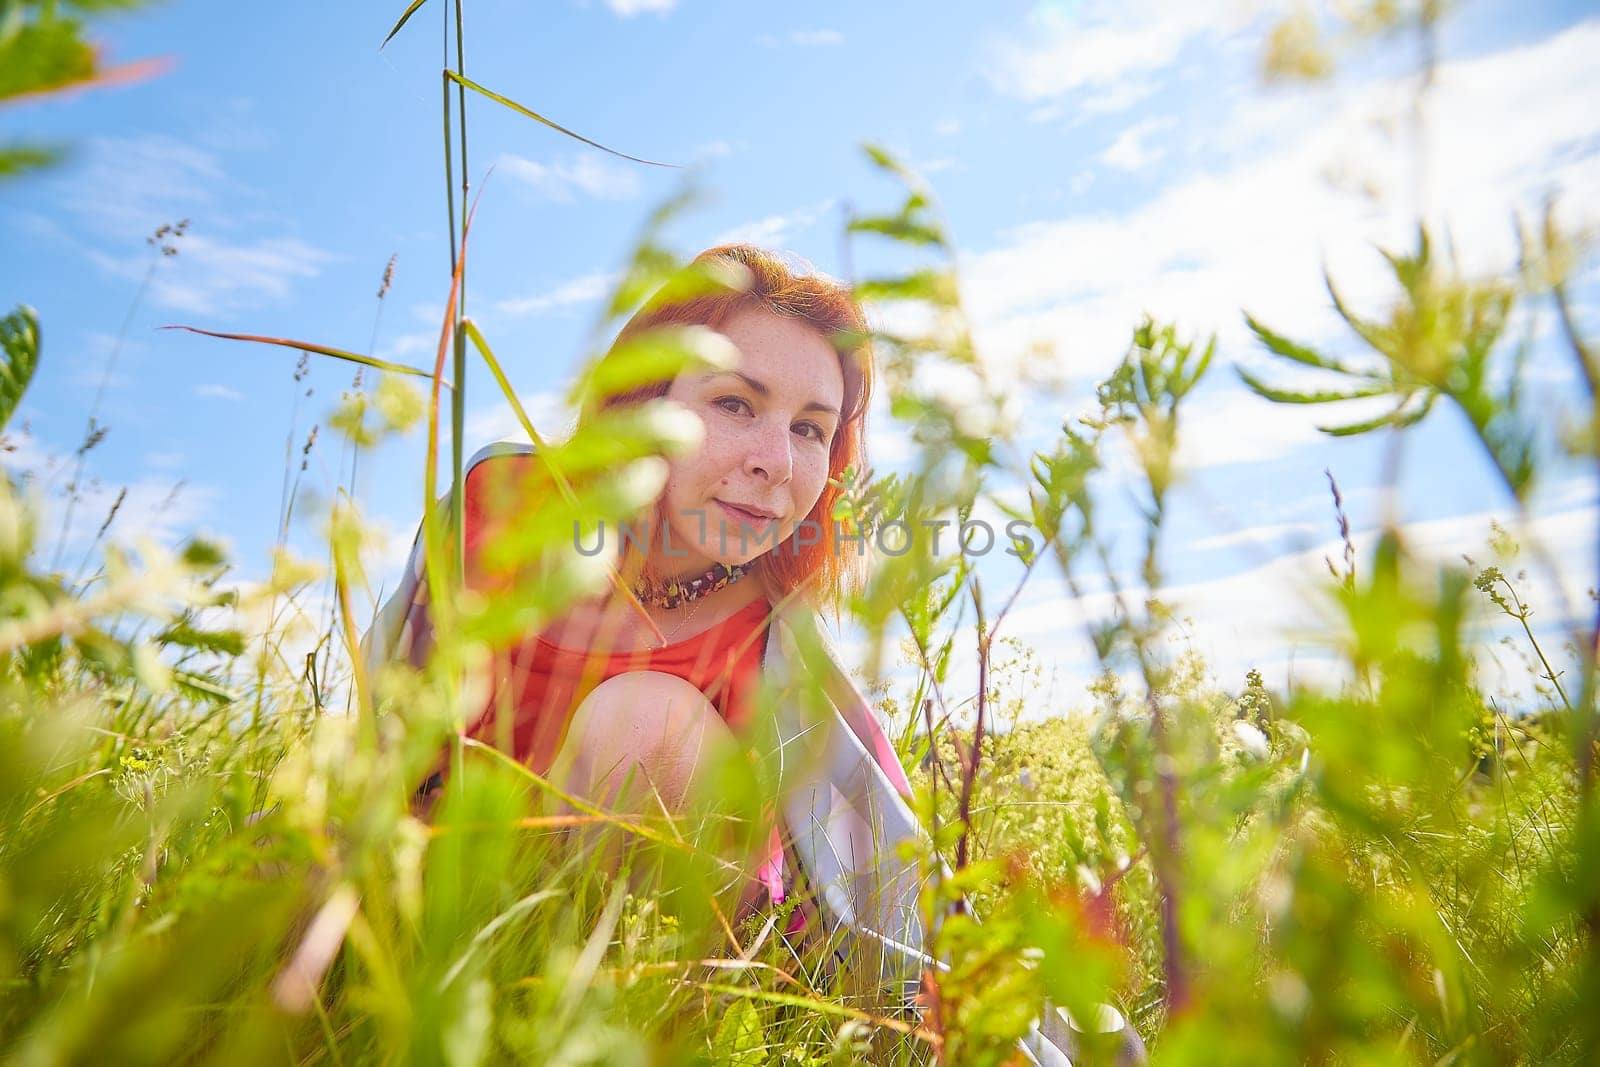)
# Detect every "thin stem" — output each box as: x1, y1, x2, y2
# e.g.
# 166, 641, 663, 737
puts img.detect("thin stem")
451, 0, 469, 580
52, 261, 157, 574
1549, 271, 1600, 794
1144, 685, 1189, 1015
954, 578, 986, 872
1497, 576, 1572, 712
